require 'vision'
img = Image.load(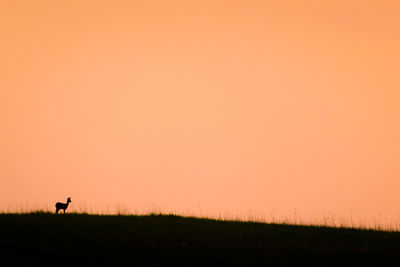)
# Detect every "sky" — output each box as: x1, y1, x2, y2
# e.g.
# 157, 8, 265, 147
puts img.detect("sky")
1, 1, 399, 224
